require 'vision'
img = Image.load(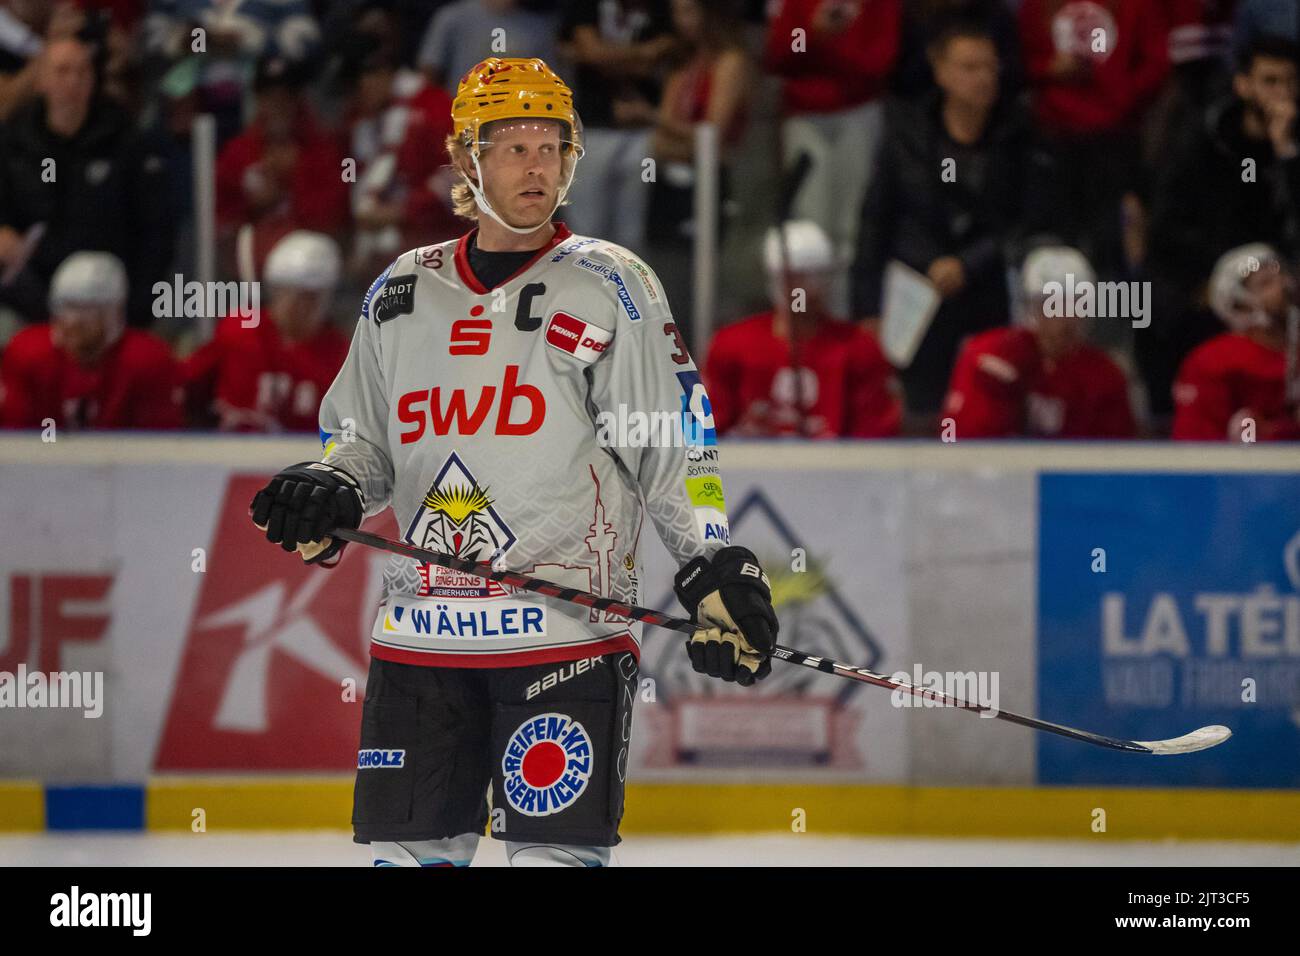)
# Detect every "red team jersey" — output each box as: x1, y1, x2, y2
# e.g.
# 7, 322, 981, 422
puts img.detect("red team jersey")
943, 327, 1135, 438
1172, 332, 1300, 440
184, 312, 350, 432
704, 311, 901, 438
0, 325, 182, 429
